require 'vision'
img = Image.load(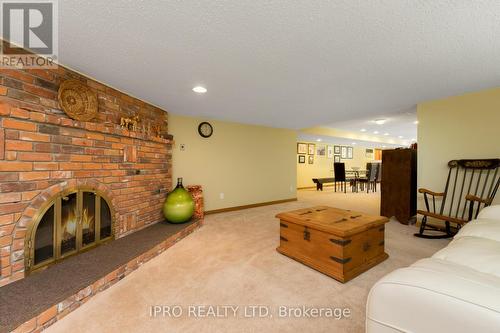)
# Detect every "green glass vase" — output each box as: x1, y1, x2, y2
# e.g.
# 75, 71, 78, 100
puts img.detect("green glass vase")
163, 178, 195, 223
